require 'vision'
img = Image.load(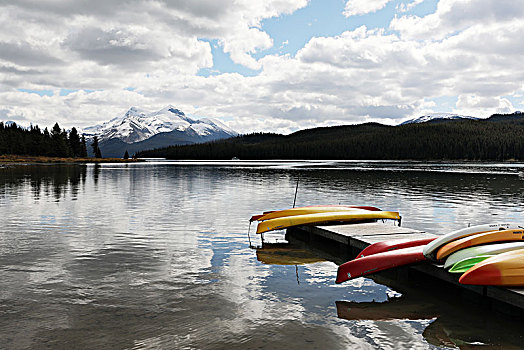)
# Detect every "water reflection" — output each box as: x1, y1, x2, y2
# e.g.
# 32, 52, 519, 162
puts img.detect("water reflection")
255, 237, 524, 349
93, 163, 100, 186
1, 161, 524, 349
256, 245, 326, 265
336, 285, 524, 349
